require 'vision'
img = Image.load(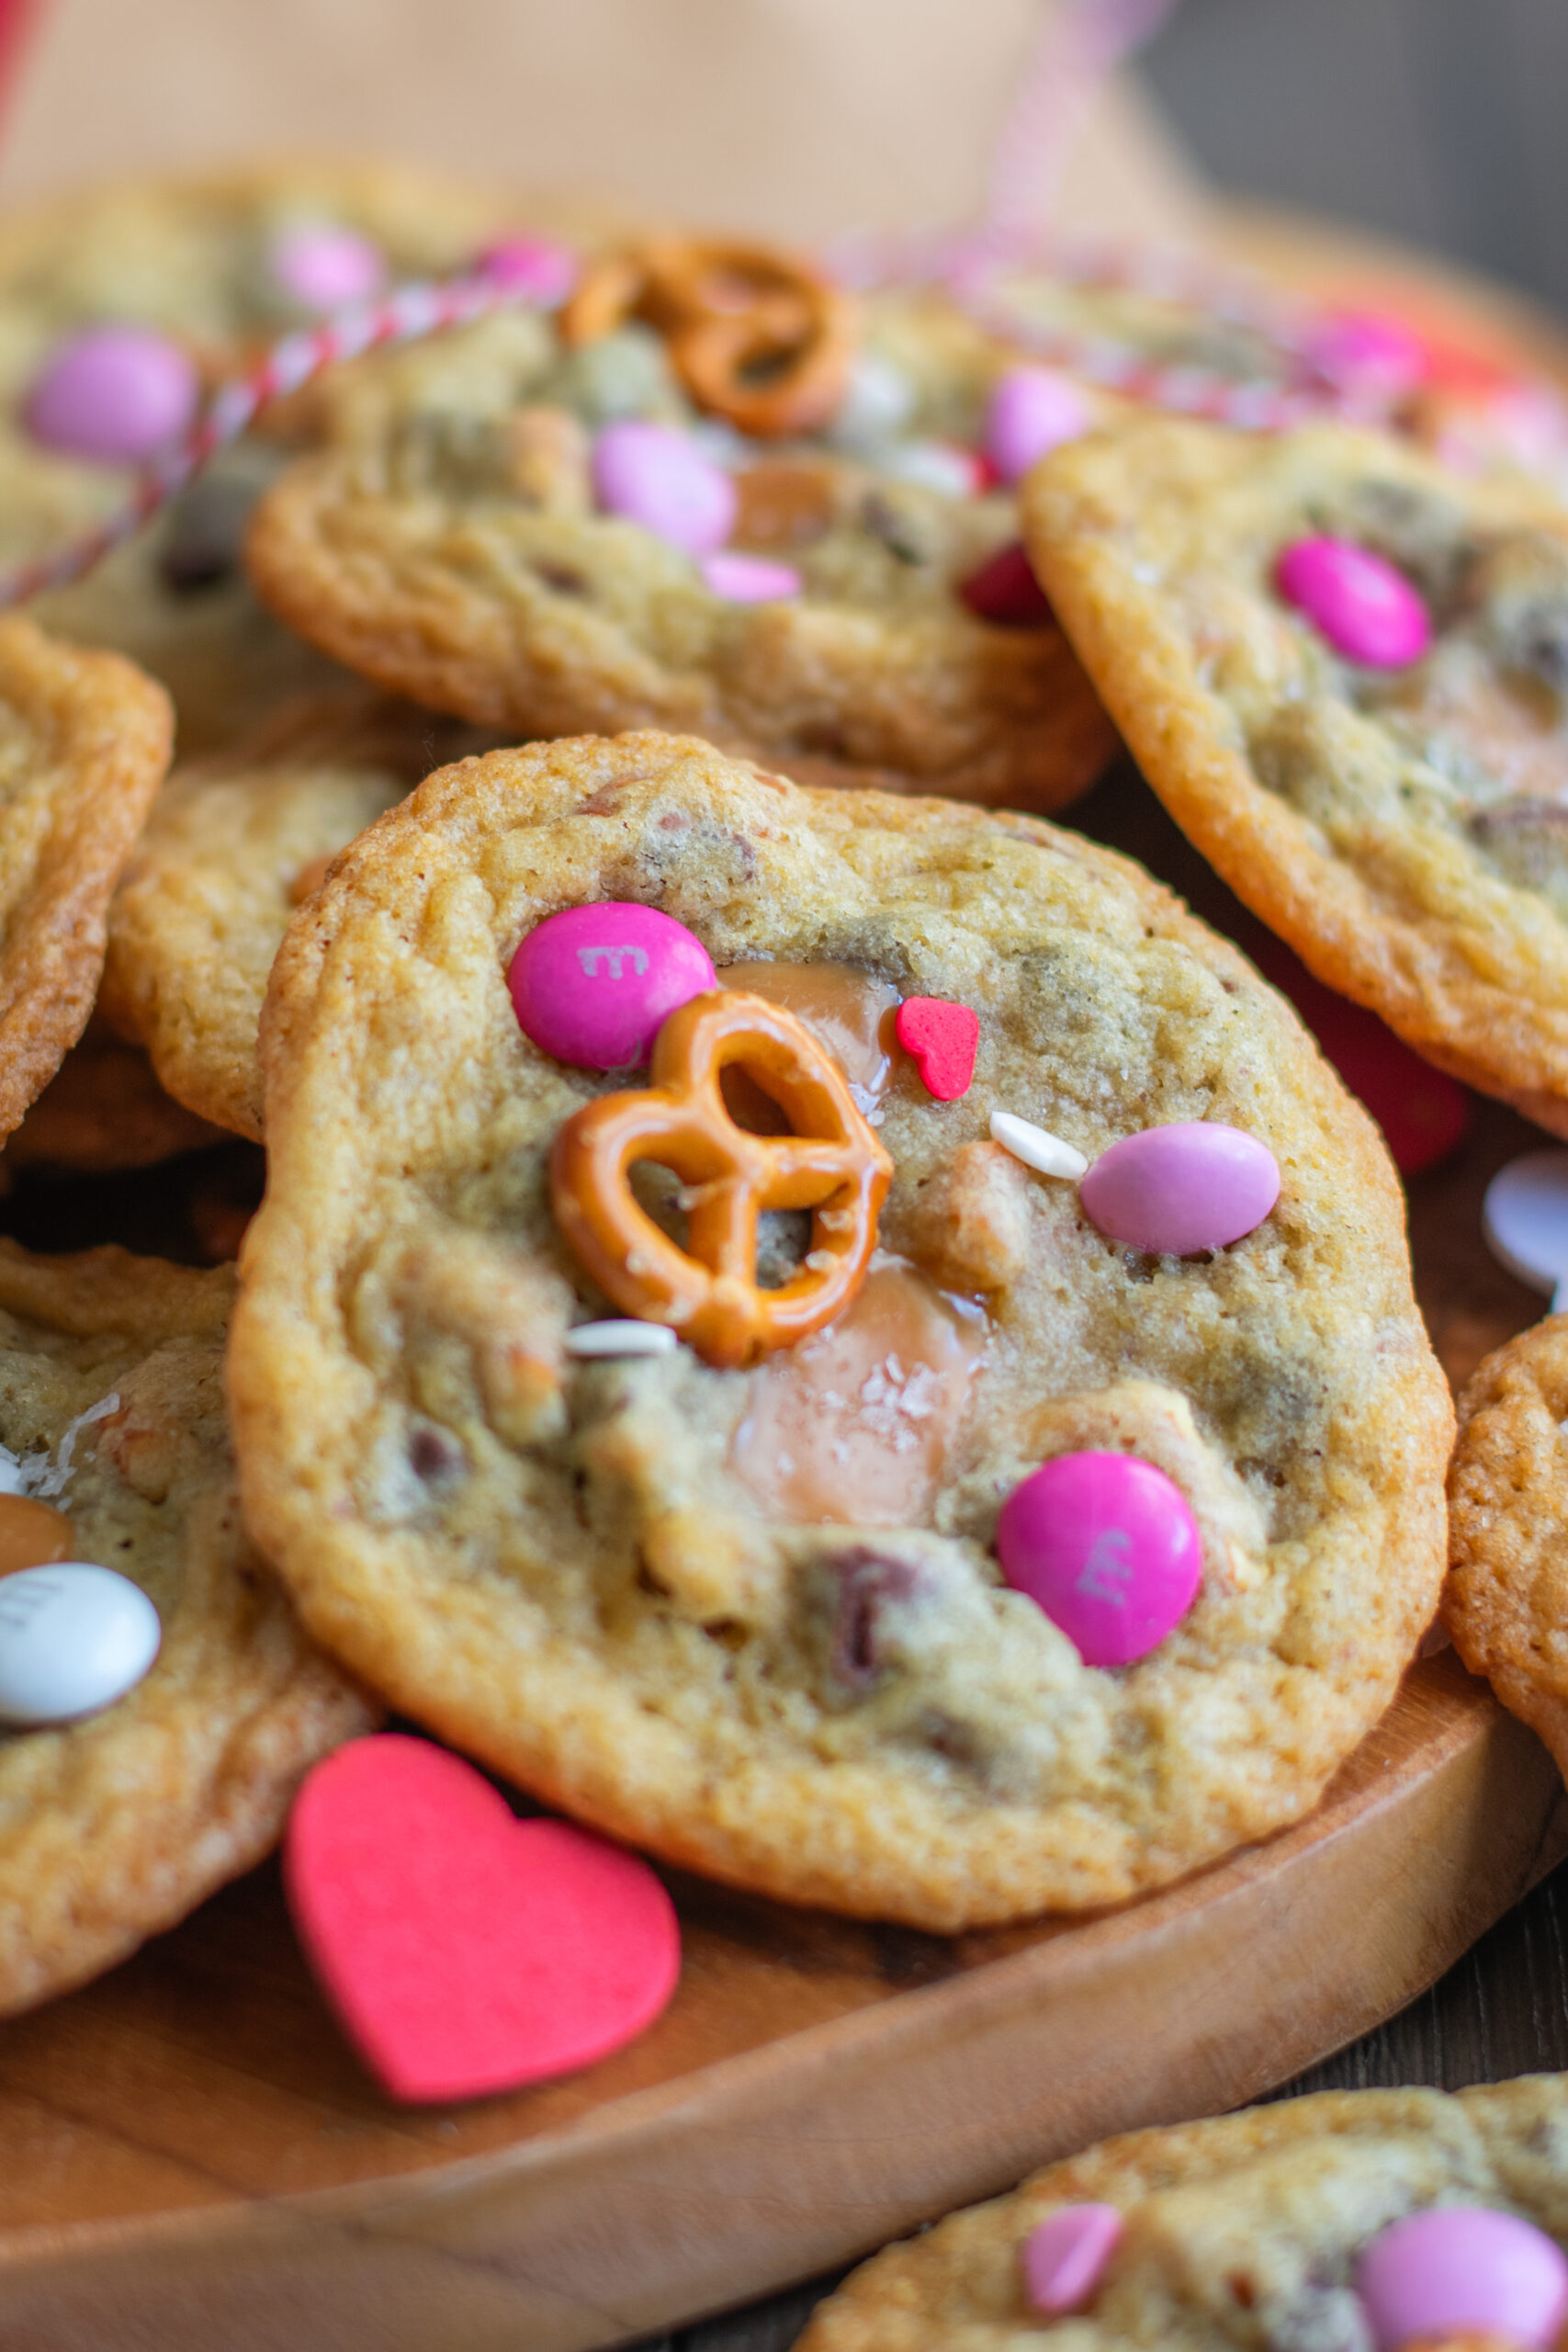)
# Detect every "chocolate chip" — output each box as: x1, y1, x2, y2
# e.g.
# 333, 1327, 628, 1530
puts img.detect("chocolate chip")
157, 472, 257, 594
860, 489, 927, 566
533, 561, 589, 596
830, 1548, 921, 1690
409, 1422, 463, 1482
